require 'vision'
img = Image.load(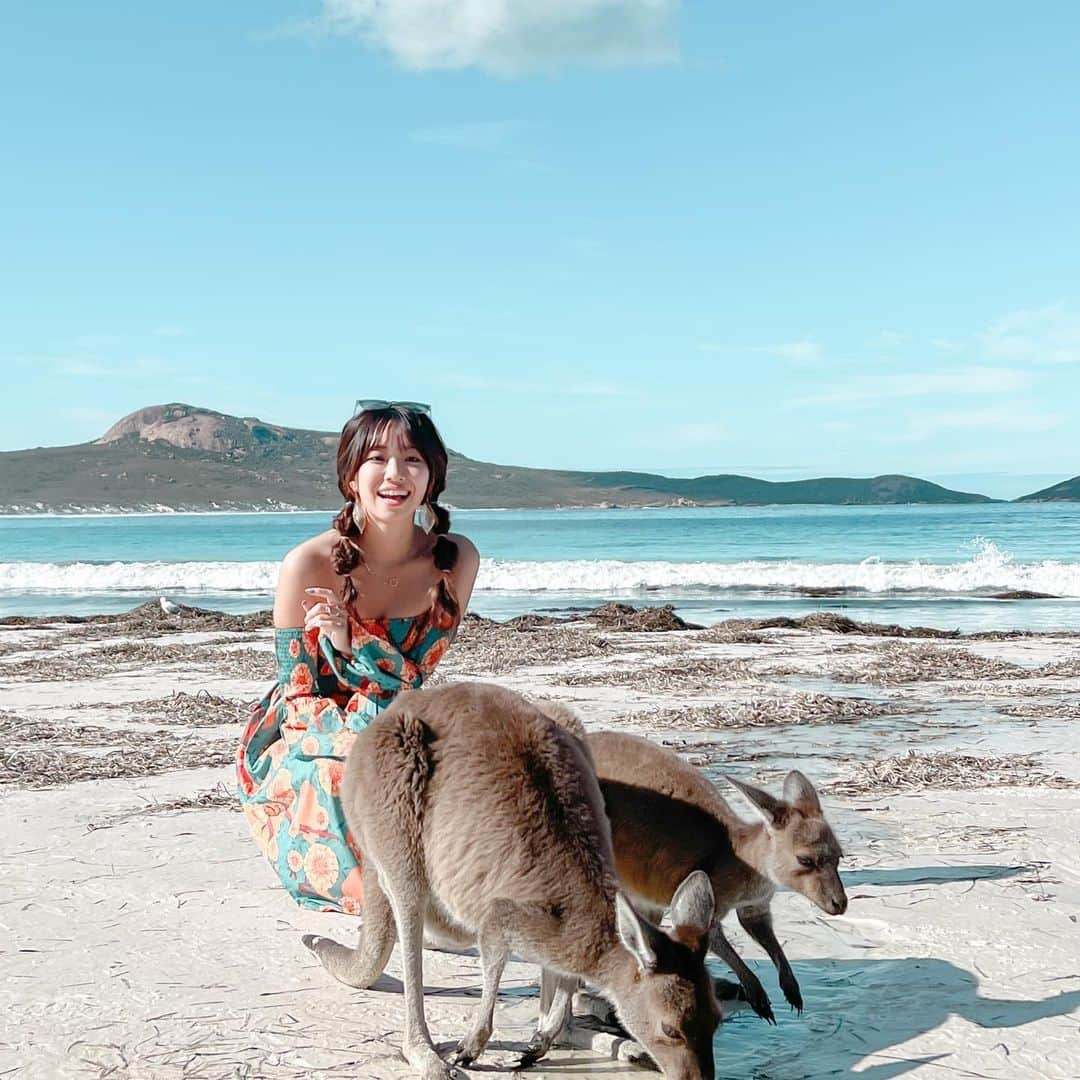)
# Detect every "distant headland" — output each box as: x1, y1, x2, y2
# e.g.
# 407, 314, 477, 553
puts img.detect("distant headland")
0, 403, 1074, 513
